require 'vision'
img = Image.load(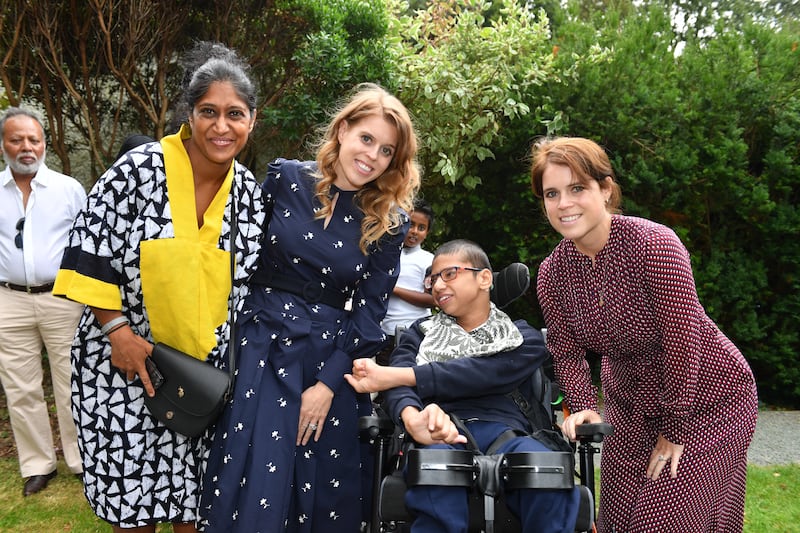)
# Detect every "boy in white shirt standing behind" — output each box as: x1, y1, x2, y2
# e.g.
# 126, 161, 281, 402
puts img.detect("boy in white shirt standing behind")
377, 199, 435, 366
